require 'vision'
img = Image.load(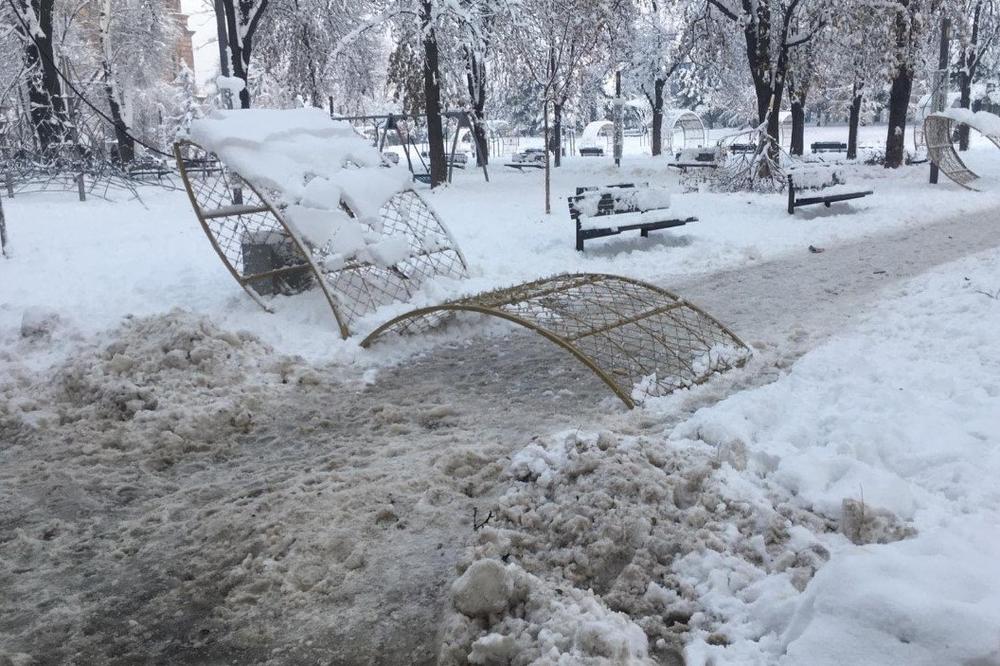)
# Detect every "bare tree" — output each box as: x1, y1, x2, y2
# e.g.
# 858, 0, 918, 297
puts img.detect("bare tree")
218, 0, 270, 108
697, 0, 827, 159
11, 0, 68, 150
